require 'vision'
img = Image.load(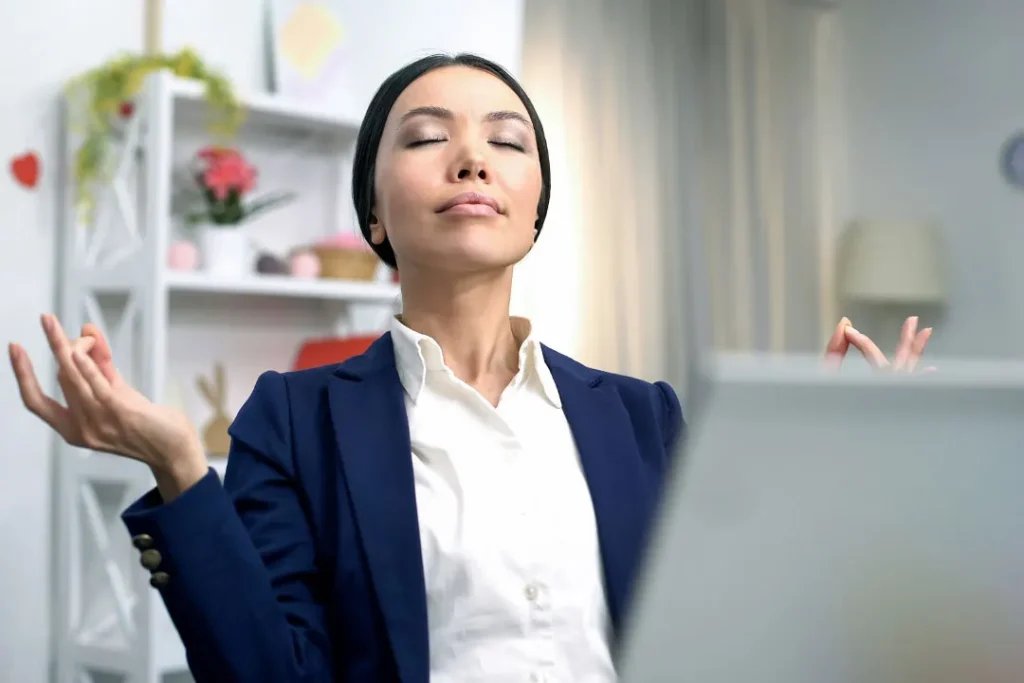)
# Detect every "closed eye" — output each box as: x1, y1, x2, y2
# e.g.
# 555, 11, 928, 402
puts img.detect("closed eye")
406, 138, 526, 152
491, 141, 526, 152
406, 137, 447, 148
